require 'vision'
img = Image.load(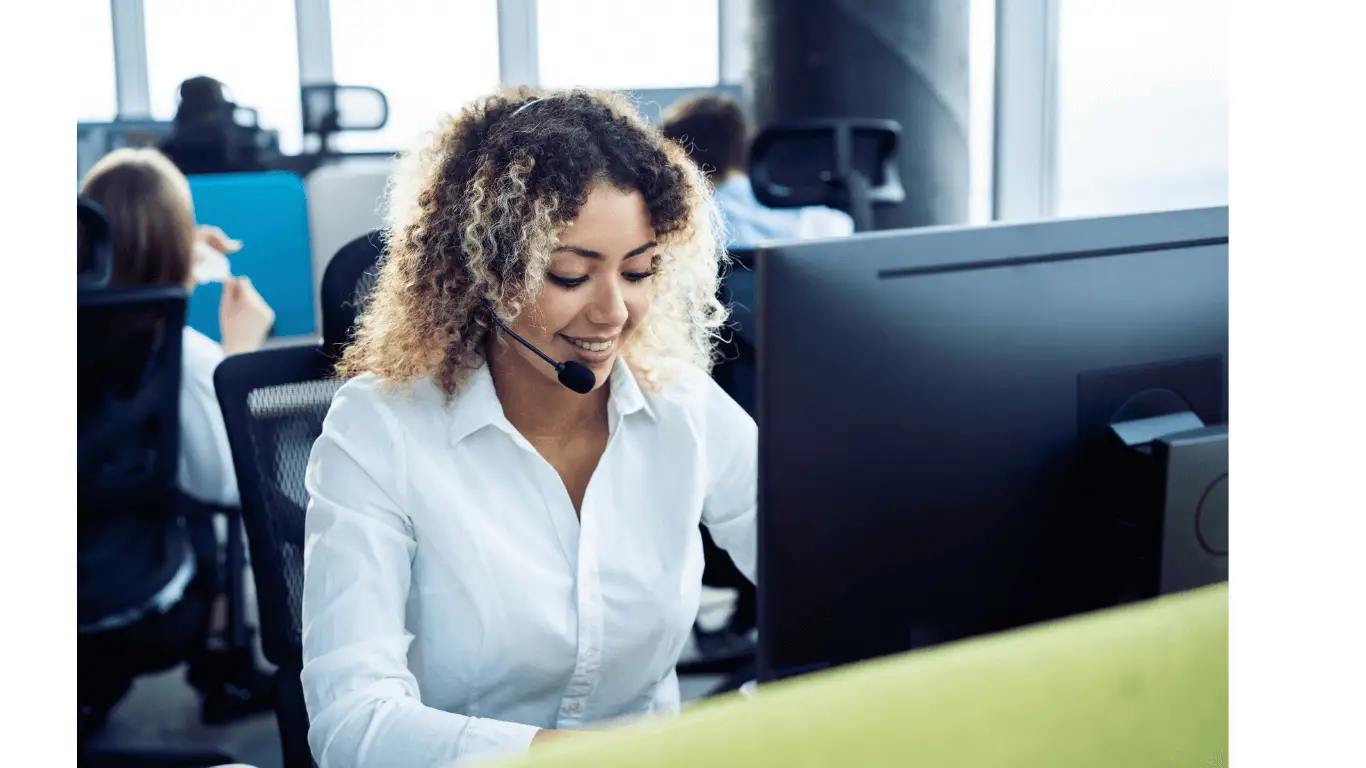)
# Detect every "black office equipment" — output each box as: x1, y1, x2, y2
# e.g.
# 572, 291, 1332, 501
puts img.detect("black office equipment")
77, 196, 114, 290
216, 344, 339, 768
79, 285, 240, 768
748, 119, 904, 232
320, 229, 385, 360
755, 206, 1229, 682
712, 248, 757, 416
301, 84, 390, 159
